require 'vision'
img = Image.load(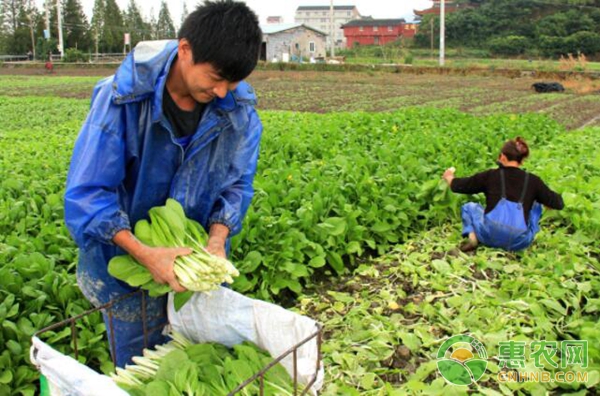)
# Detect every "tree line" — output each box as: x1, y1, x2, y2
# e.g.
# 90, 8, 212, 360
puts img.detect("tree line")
414, 0, 600, 58
0, 0, 182, 58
